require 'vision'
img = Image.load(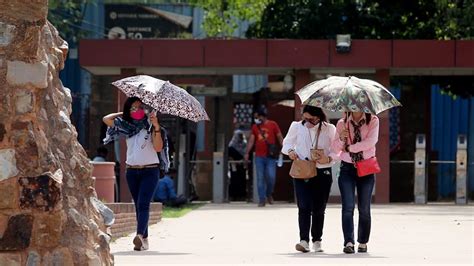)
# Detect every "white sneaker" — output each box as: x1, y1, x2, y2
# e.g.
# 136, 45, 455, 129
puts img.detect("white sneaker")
313, 241, 323, 252
142, 238, 149, 250
295, 240, 310, 253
